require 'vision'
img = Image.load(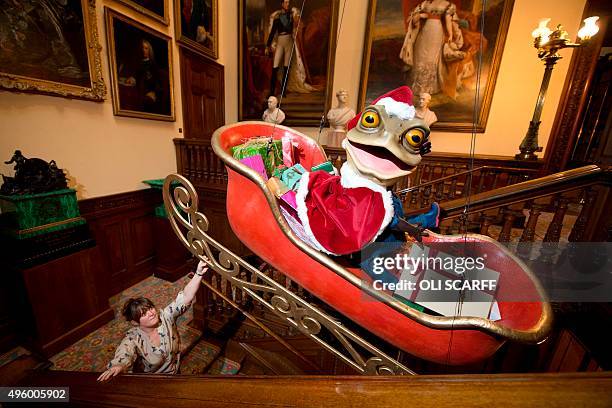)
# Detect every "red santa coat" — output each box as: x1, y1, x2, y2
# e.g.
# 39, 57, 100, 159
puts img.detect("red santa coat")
295, 163, 395, 256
